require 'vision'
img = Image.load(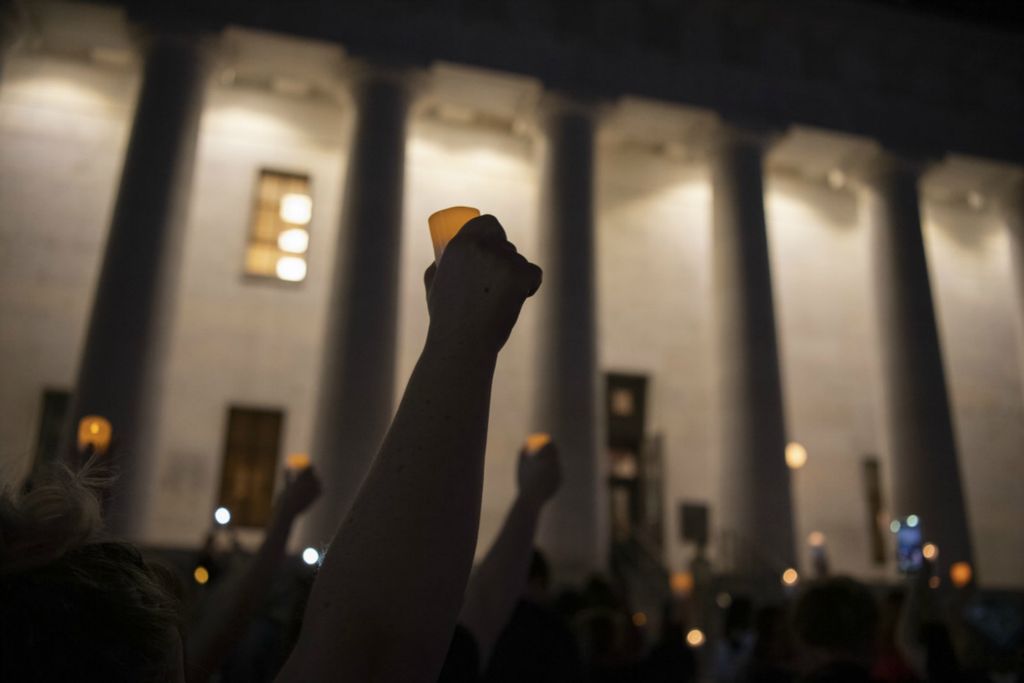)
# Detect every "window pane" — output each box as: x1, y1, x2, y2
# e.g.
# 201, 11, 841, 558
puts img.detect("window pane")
244, 170, 312, 282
